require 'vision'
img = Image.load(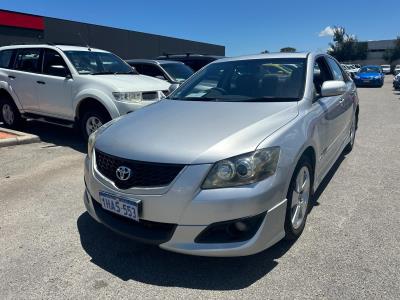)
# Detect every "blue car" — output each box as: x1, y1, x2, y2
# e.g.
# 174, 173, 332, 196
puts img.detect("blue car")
353, 65, 384, 87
